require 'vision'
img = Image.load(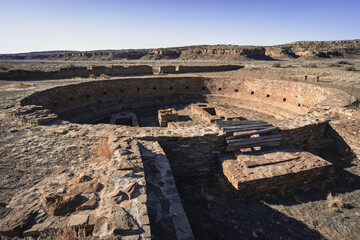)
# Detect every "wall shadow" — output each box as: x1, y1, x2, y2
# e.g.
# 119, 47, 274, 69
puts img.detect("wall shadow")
174, 173, 324, 240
